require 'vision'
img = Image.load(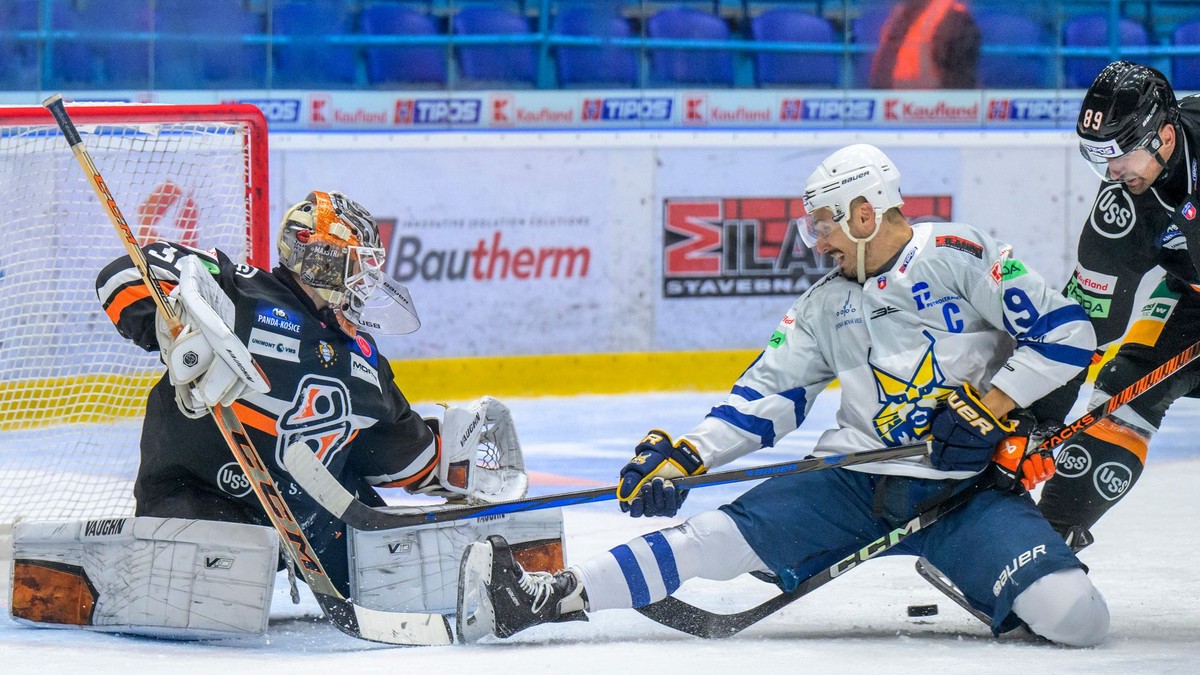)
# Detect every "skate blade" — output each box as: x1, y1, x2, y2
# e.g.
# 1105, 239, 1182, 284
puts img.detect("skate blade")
456, 540, 498, 644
